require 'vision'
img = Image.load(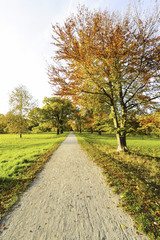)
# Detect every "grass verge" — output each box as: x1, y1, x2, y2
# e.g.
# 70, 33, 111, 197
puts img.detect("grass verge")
0, 132, 68, 220
75, 132, 160, 240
